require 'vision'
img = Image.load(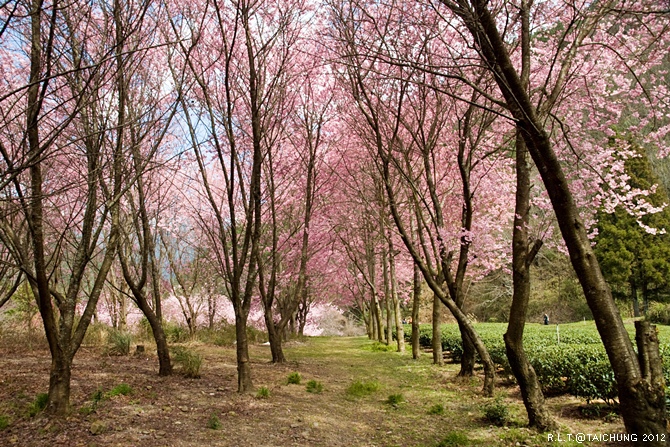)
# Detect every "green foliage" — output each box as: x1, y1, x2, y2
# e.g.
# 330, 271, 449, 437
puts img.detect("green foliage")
306, 380, 323, 394
108, 329, 132, 356
106, 383, 133, 398
482, 396, 509, 426
386, 393, 404, 407
435, 431, 471, 447
287, 372, 301, 385
207, 413, 222, 430
594, 142, 670, 314
256, 386, 270, 399
27, 393, 49, 417
648, 302, 670, 325
164, 321, 190, 343
403, 322, 670, 405
346, 380, 379, 398
171, 346, 203, 378
427, 403, 445, 415
0, 414, 10, 430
